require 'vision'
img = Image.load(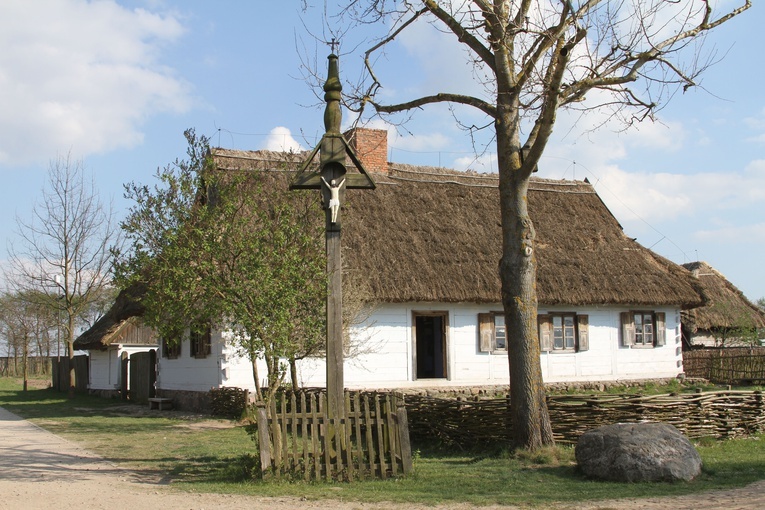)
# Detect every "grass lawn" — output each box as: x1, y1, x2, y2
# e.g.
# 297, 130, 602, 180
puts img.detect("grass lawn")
1, 376, 764, 507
